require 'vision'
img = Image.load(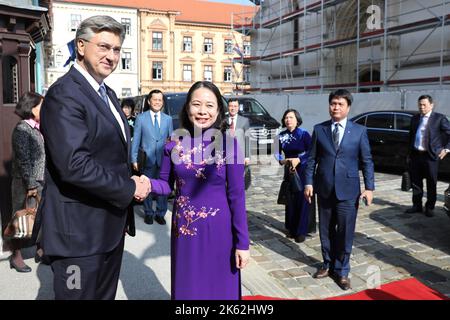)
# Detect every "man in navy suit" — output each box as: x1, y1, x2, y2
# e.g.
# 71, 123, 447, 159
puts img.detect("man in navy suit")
132, 90, 173, 225
405, 95, 450, 217
37, 16, 150, 299
304, 89, 374, 290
